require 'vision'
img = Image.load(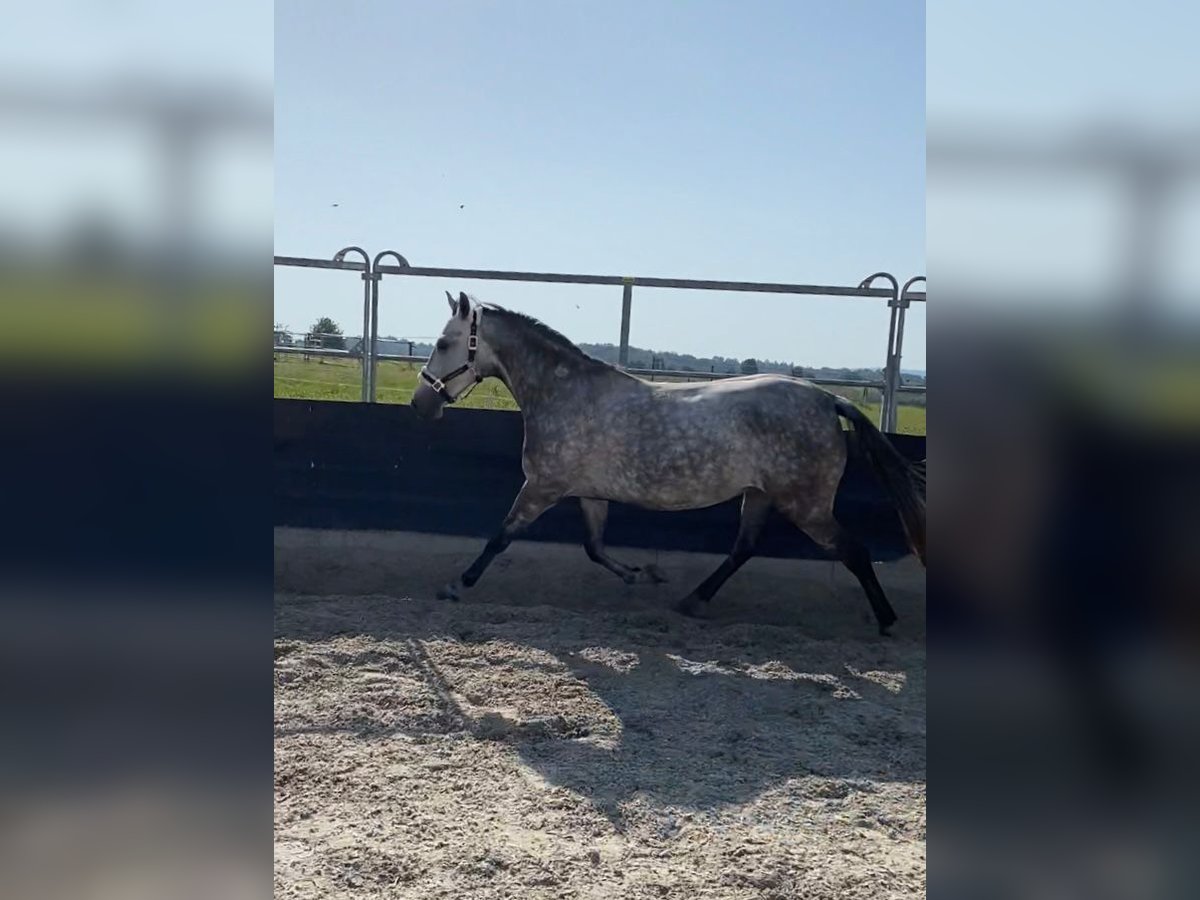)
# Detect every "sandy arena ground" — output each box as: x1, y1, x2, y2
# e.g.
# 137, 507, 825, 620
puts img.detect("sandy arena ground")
275, 529, 926, 899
